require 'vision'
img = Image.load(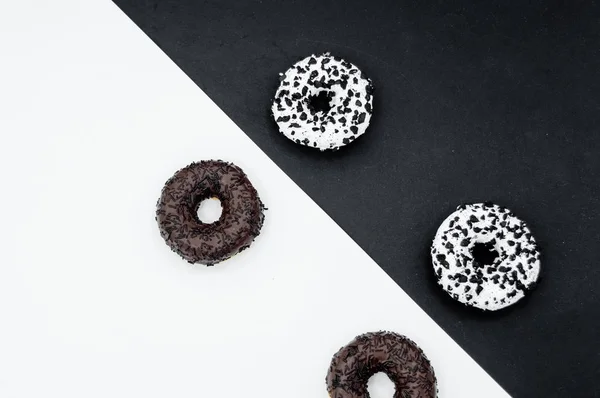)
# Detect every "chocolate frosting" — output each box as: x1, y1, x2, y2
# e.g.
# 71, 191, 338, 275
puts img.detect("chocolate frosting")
156, 160, 265, 265
326, 332, 437, 398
